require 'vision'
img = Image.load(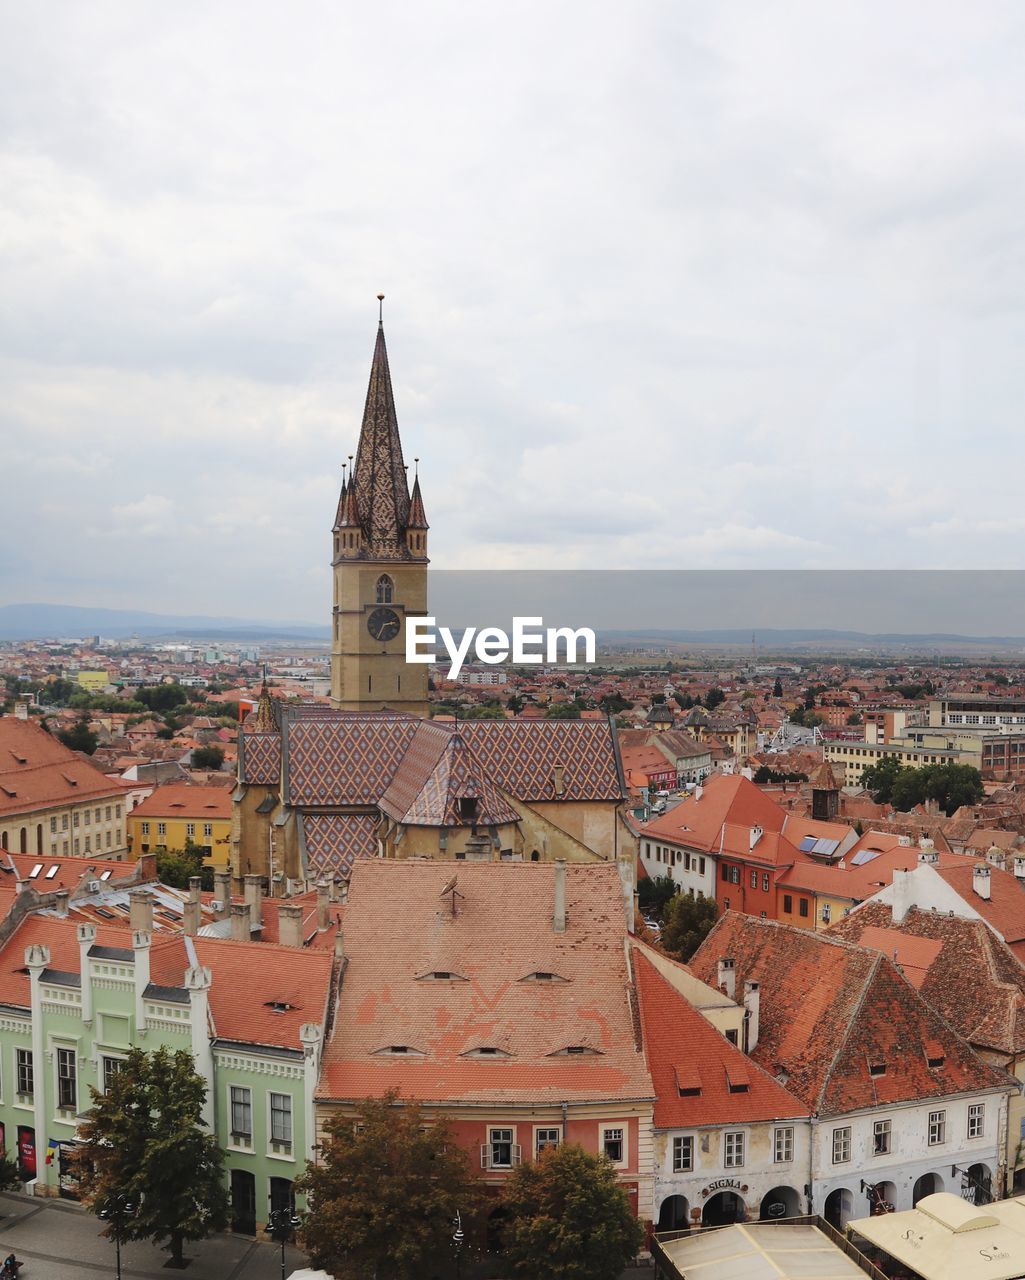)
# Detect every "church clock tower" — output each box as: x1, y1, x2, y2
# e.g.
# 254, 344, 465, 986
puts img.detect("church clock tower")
330, 300, 429, 715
